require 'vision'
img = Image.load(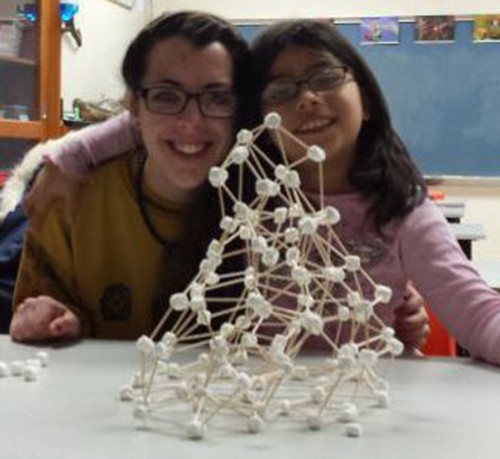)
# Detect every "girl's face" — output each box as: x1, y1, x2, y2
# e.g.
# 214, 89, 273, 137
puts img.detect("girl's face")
262, 45, 369, 193
130, 36, 235, 203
